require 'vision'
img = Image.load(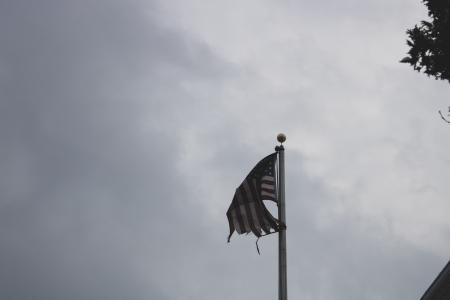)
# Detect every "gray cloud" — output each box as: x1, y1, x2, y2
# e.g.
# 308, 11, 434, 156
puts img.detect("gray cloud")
0, 1, 231, 299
